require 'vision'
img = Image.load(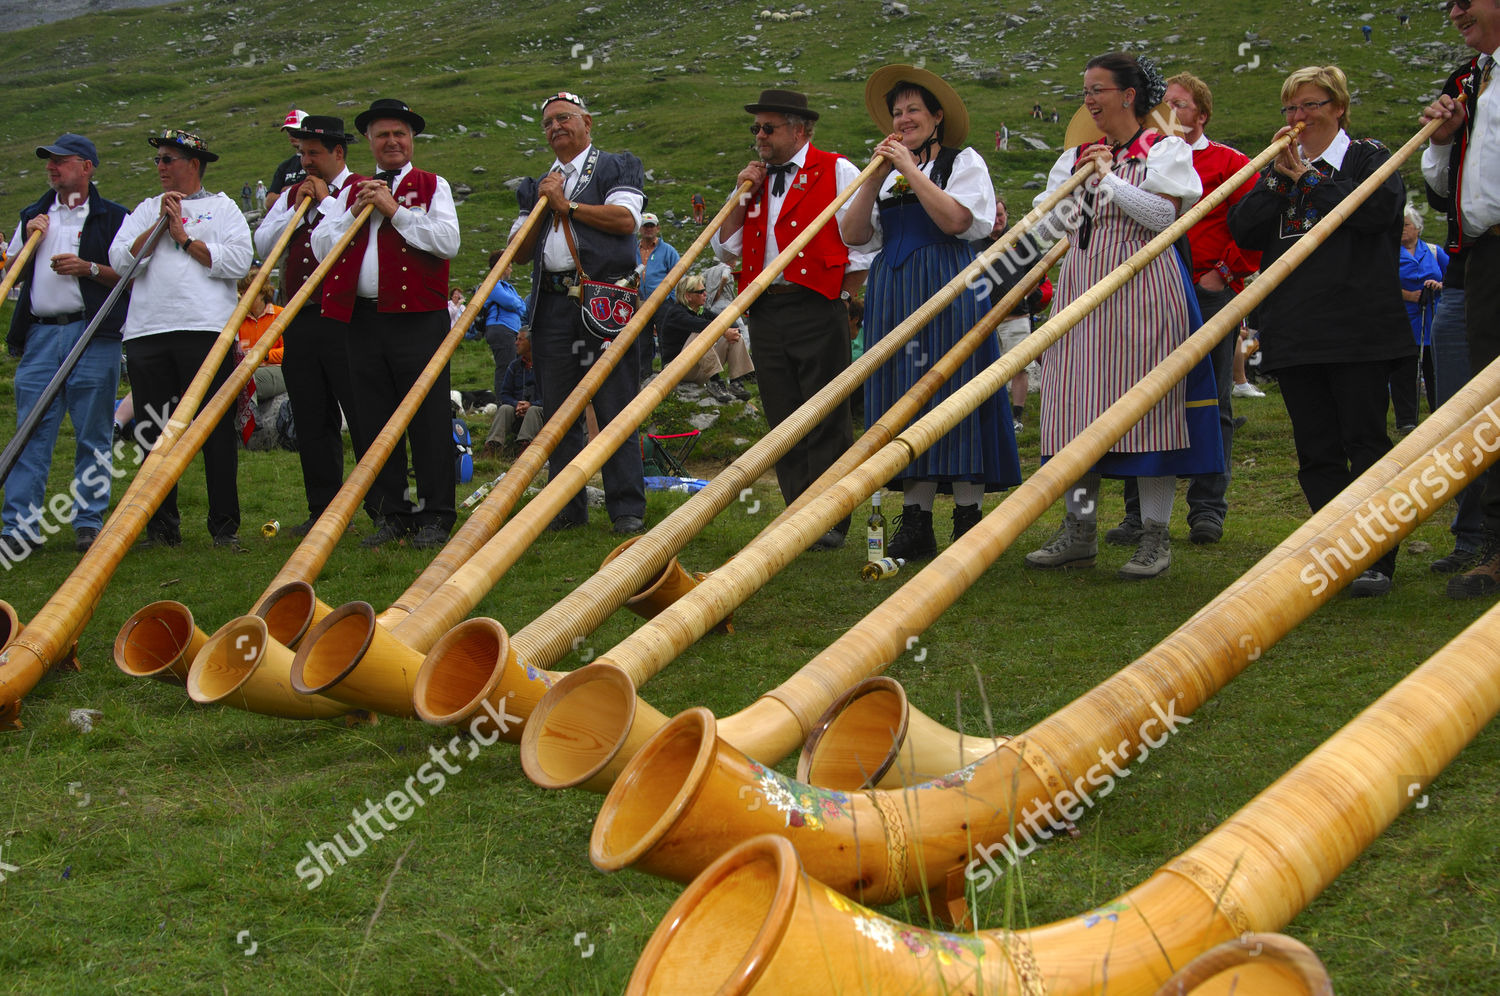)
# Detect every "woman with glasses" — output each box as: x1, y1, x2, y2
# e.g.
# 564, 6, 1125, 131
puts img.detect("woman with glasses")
840, 65, 1022, 562
1024, 52, 1215, 580
1227, 65, 1413, 596
109, 128, 252, 548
